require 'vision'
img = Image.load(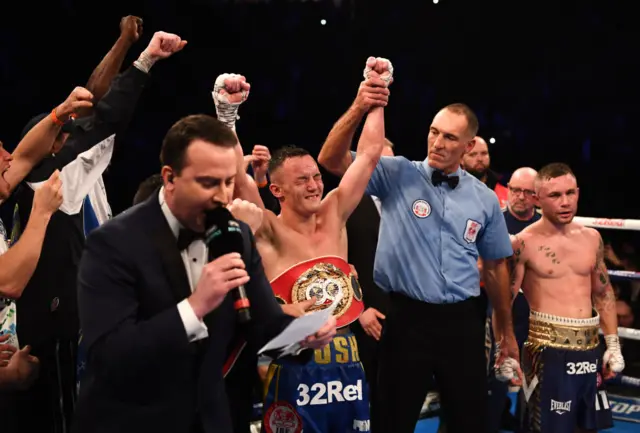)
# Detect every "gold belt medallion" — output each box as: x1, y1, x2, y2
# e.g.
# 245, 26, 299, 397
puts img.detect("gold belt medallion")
291, 263, 353, 318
